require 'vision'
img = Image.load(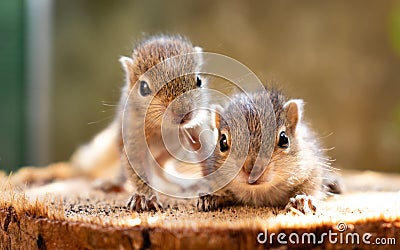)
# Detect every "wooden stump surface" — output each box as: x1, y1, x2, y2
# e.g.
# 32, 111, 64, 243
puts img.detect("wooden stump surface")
1, 163, 400, 250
